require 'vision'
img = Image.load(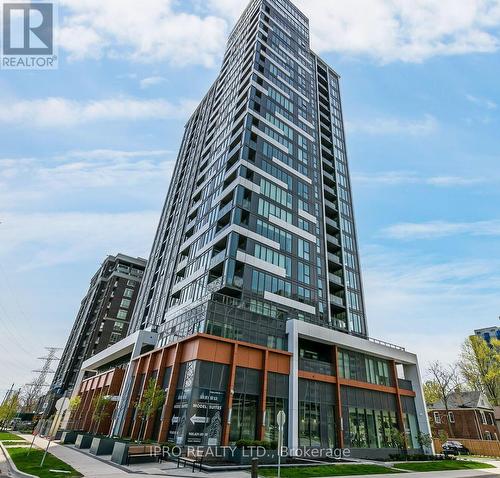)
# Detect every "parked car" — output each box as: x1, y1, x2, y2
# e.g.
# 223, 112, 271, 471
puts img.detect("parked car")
442, 441, 470, 455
